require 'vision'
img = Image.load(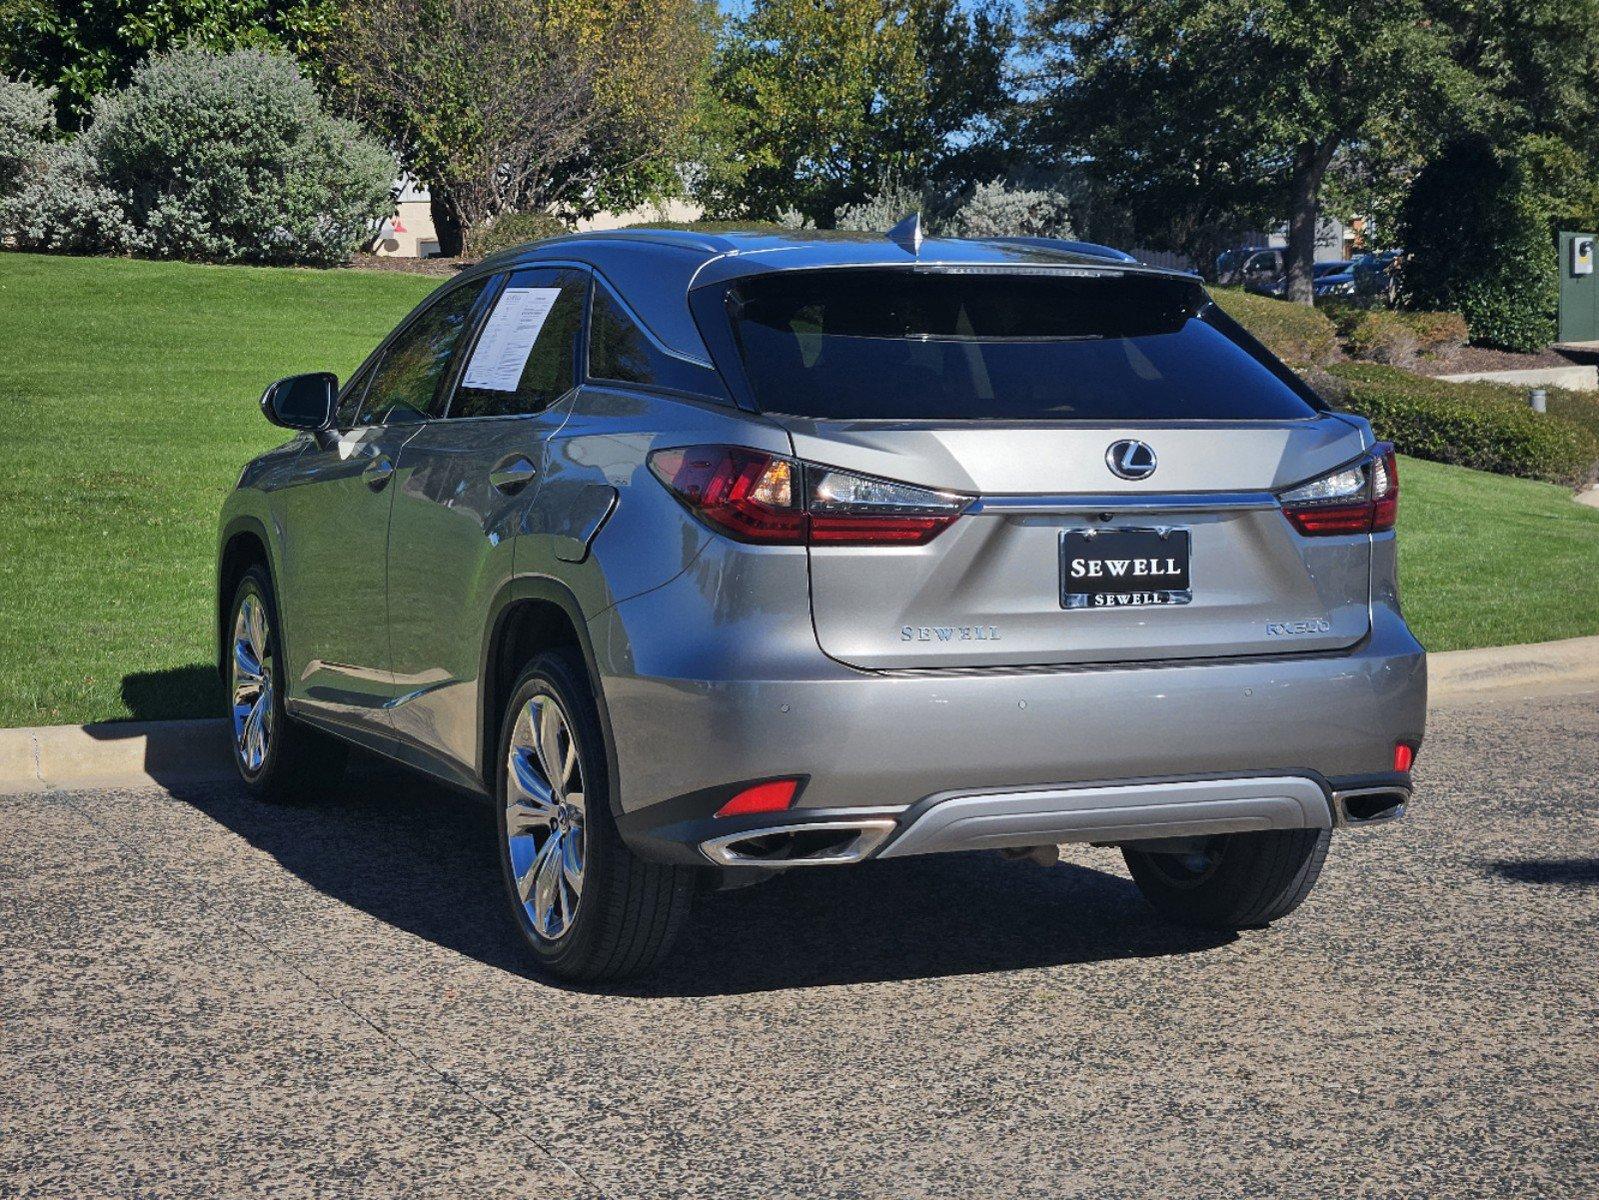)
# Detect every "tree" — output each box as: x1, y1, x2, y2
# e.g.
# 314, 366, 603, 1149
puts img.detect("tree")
0, 0, 338, 127
1027, 1, 1463, 300
699, 0, 1012, 226
1399, 133, 1557, 351
327, 0, 711, 253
